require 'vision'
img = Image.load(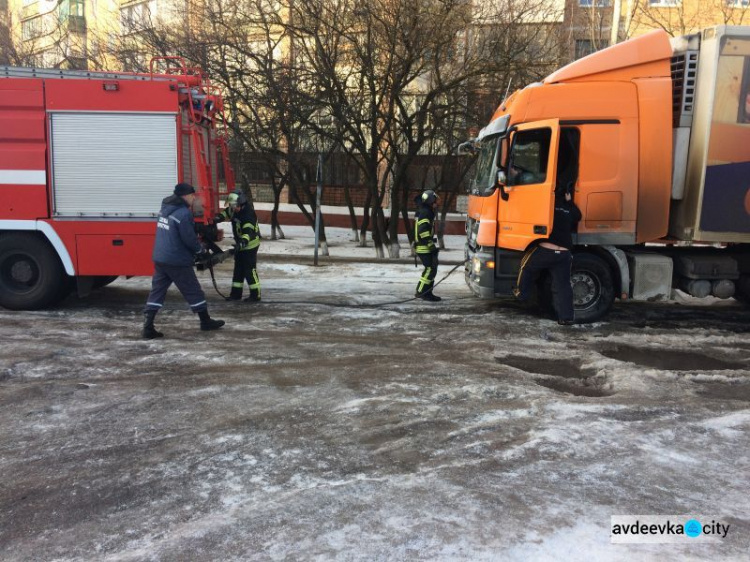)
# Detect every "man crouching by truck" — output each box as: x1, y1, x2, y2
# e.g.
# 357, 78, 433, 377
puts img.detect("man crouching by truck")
513, 185, 581, 325
141, 183, 225, 339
